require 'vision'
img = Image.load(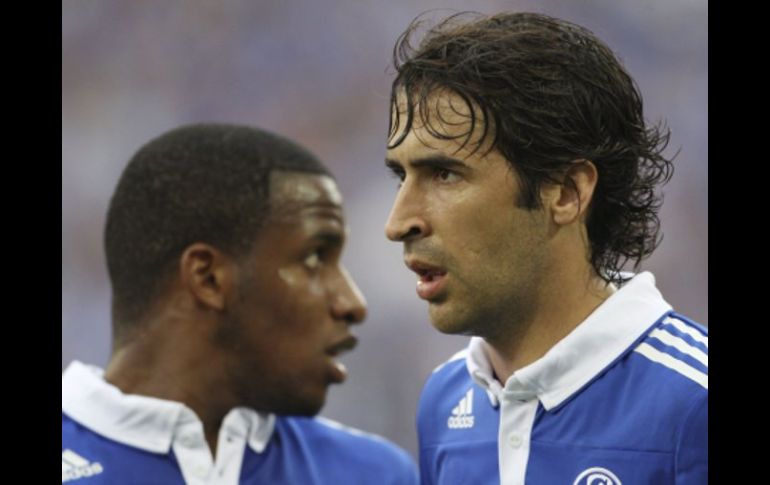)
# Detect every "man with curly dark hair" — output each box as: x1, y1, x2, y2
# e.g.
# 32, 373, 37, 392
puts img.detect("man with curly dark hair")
384, 12, 707, 485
